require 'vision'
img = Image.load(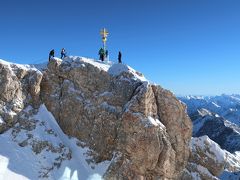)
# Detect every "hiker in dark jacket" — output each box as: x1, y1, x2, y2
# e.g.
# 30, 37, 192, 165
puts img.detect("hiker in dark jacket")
98, 48, 105, 62
118, 51, 122, 63
49, 49, 55, 61
105, 50, 108, 60
61, 48, 66, 59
